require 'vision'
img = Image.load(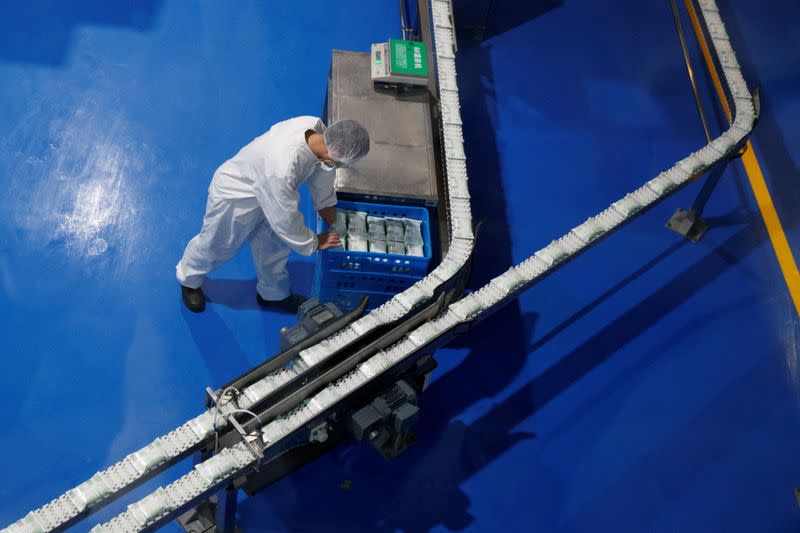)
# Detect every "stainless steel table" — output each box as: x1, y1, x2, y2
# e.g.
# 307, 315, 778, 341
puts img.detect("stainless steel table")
326, 50, 439, 206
